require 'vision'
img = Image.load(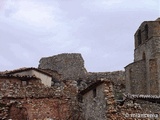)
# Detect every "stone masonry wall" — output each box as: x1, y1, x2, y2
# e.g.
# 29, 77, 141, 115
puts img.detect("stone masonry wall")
38, 53, 87, 80
38, 53, 125, 99
80, 80, 160, 120
82, 83, 106, 120
0, 77, 57, 98
87, 71, 125, 100
125, 60, 147, 94
0, 76, 79, 120
114, 99, 160, 120
128, 18, 160, 95
134, 19, 160, 49
87, 71, 125, 83
4, 98, 69, 120
134, 37, 160, 62
81, 80, 116, 120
